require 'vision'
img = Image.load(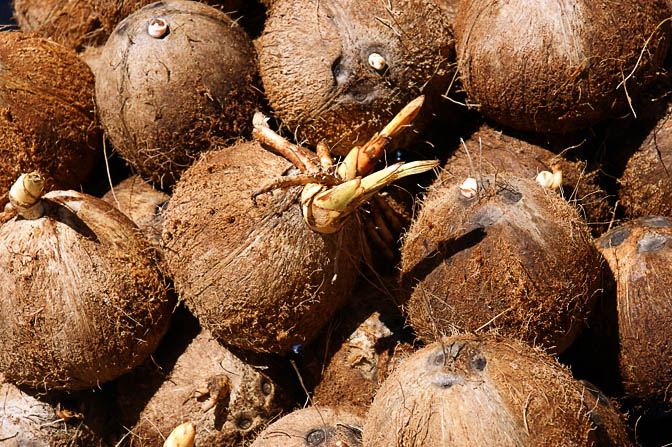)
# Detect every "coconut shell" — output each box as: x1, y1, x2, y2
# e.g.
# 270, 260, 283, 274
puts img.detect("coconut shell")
364, 334, 632, 447
443, 124, 612, 235
161, 140, 362, 354
0, 374, 112, 447
250, 406, 363, 447
596, 216, 672, 409
102, 174, 169, 248
257, 0, 455, 156
454, 0, 671, 133
0, 31, 100, 208
0, 190, 172, 390
116, 310, 286, 446
400, 173, 602, 353
619, 107, 672, 219
94, 0, 261, 186
13, 0, 247, 51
